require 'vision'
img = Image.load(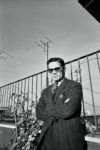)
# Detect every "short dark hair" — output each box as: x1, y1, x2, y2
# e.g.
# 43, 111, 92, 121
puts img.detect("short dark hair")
47, 57, 65, 68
